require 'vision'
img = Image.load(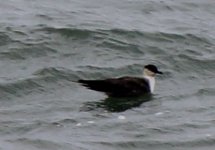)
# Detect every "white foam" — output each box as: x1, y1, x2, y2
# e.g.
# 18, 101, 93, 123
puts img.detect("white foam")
118, 115, 126, 120
87, 121, 95, 124
76, 123, 82, 126
206, 134, 212, 137
155, 112, 164, 116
